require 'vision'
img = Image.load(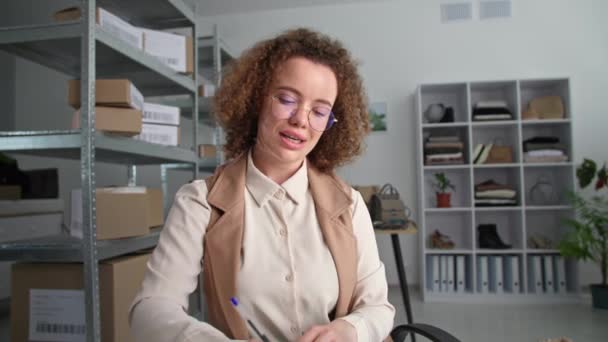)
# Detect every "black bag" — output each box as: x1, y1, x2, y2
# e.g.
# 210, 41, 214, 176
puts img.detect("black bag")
370, 184, 410, 226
